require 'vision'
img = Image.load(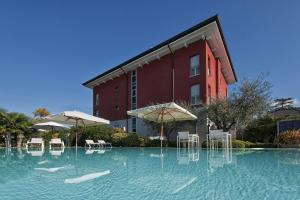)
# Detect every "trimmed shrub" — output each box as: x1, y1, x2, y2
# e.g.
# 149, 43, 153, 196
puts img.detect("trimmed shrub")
232, 140, 247, 148
111, 131, 127, 146
122, 133, 140, 147
144, 138, 161, 147
276, 130, 300, 145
